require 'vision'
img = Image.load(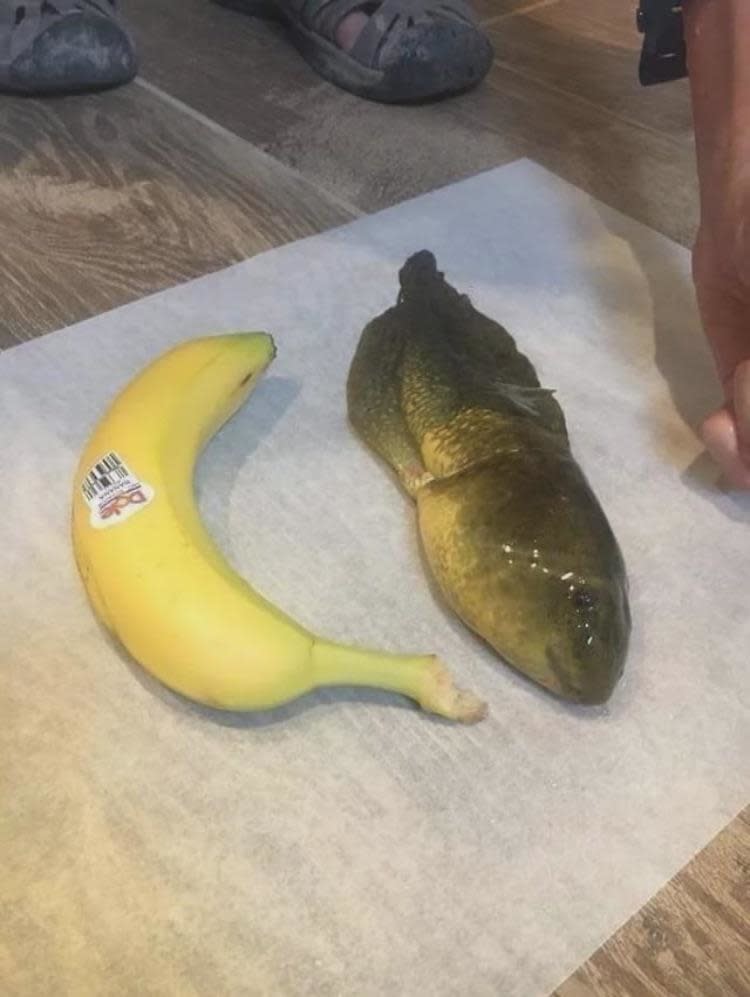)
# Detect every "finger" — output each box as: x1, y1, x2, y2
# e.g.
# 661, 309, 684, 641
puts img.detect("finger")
691, 259, 749, 388
700, 406, 750, 490
732, 358, 750, 465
